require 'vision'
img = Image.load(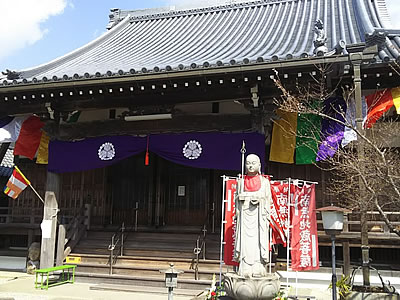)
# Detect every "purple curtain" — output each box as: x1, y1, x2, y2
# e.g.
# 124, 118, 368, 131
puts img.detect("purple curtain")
48, 132, 265, 173
149, 132, 265, 171
48, 135, 147, 173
